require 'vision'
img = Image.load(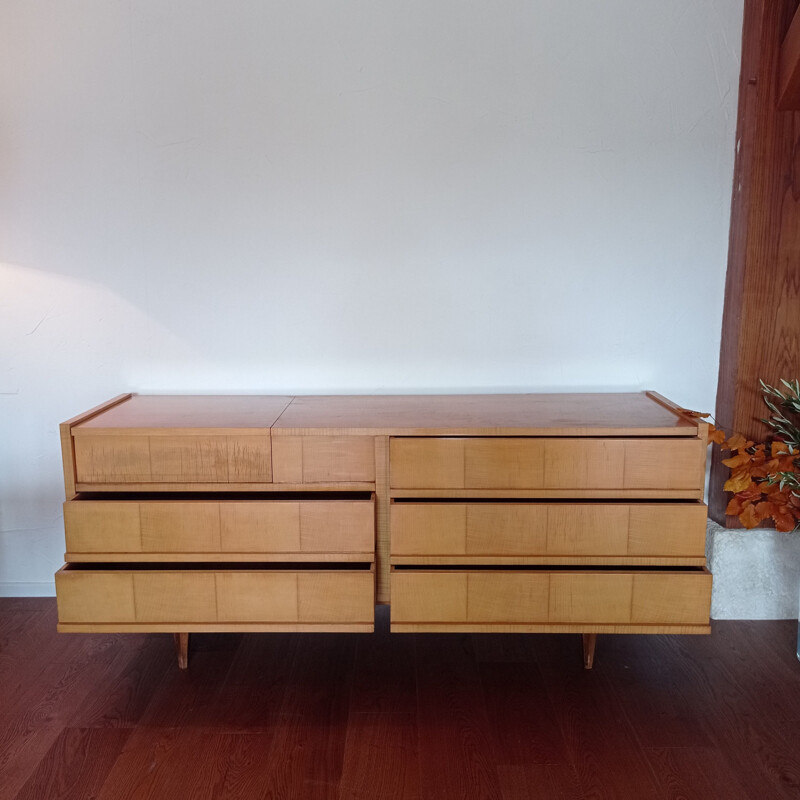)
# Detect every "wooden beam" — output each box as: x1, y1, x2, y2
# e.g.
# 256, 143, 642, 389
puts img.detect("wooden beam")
778, 4, 800, 109
710, 0, 800, 524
